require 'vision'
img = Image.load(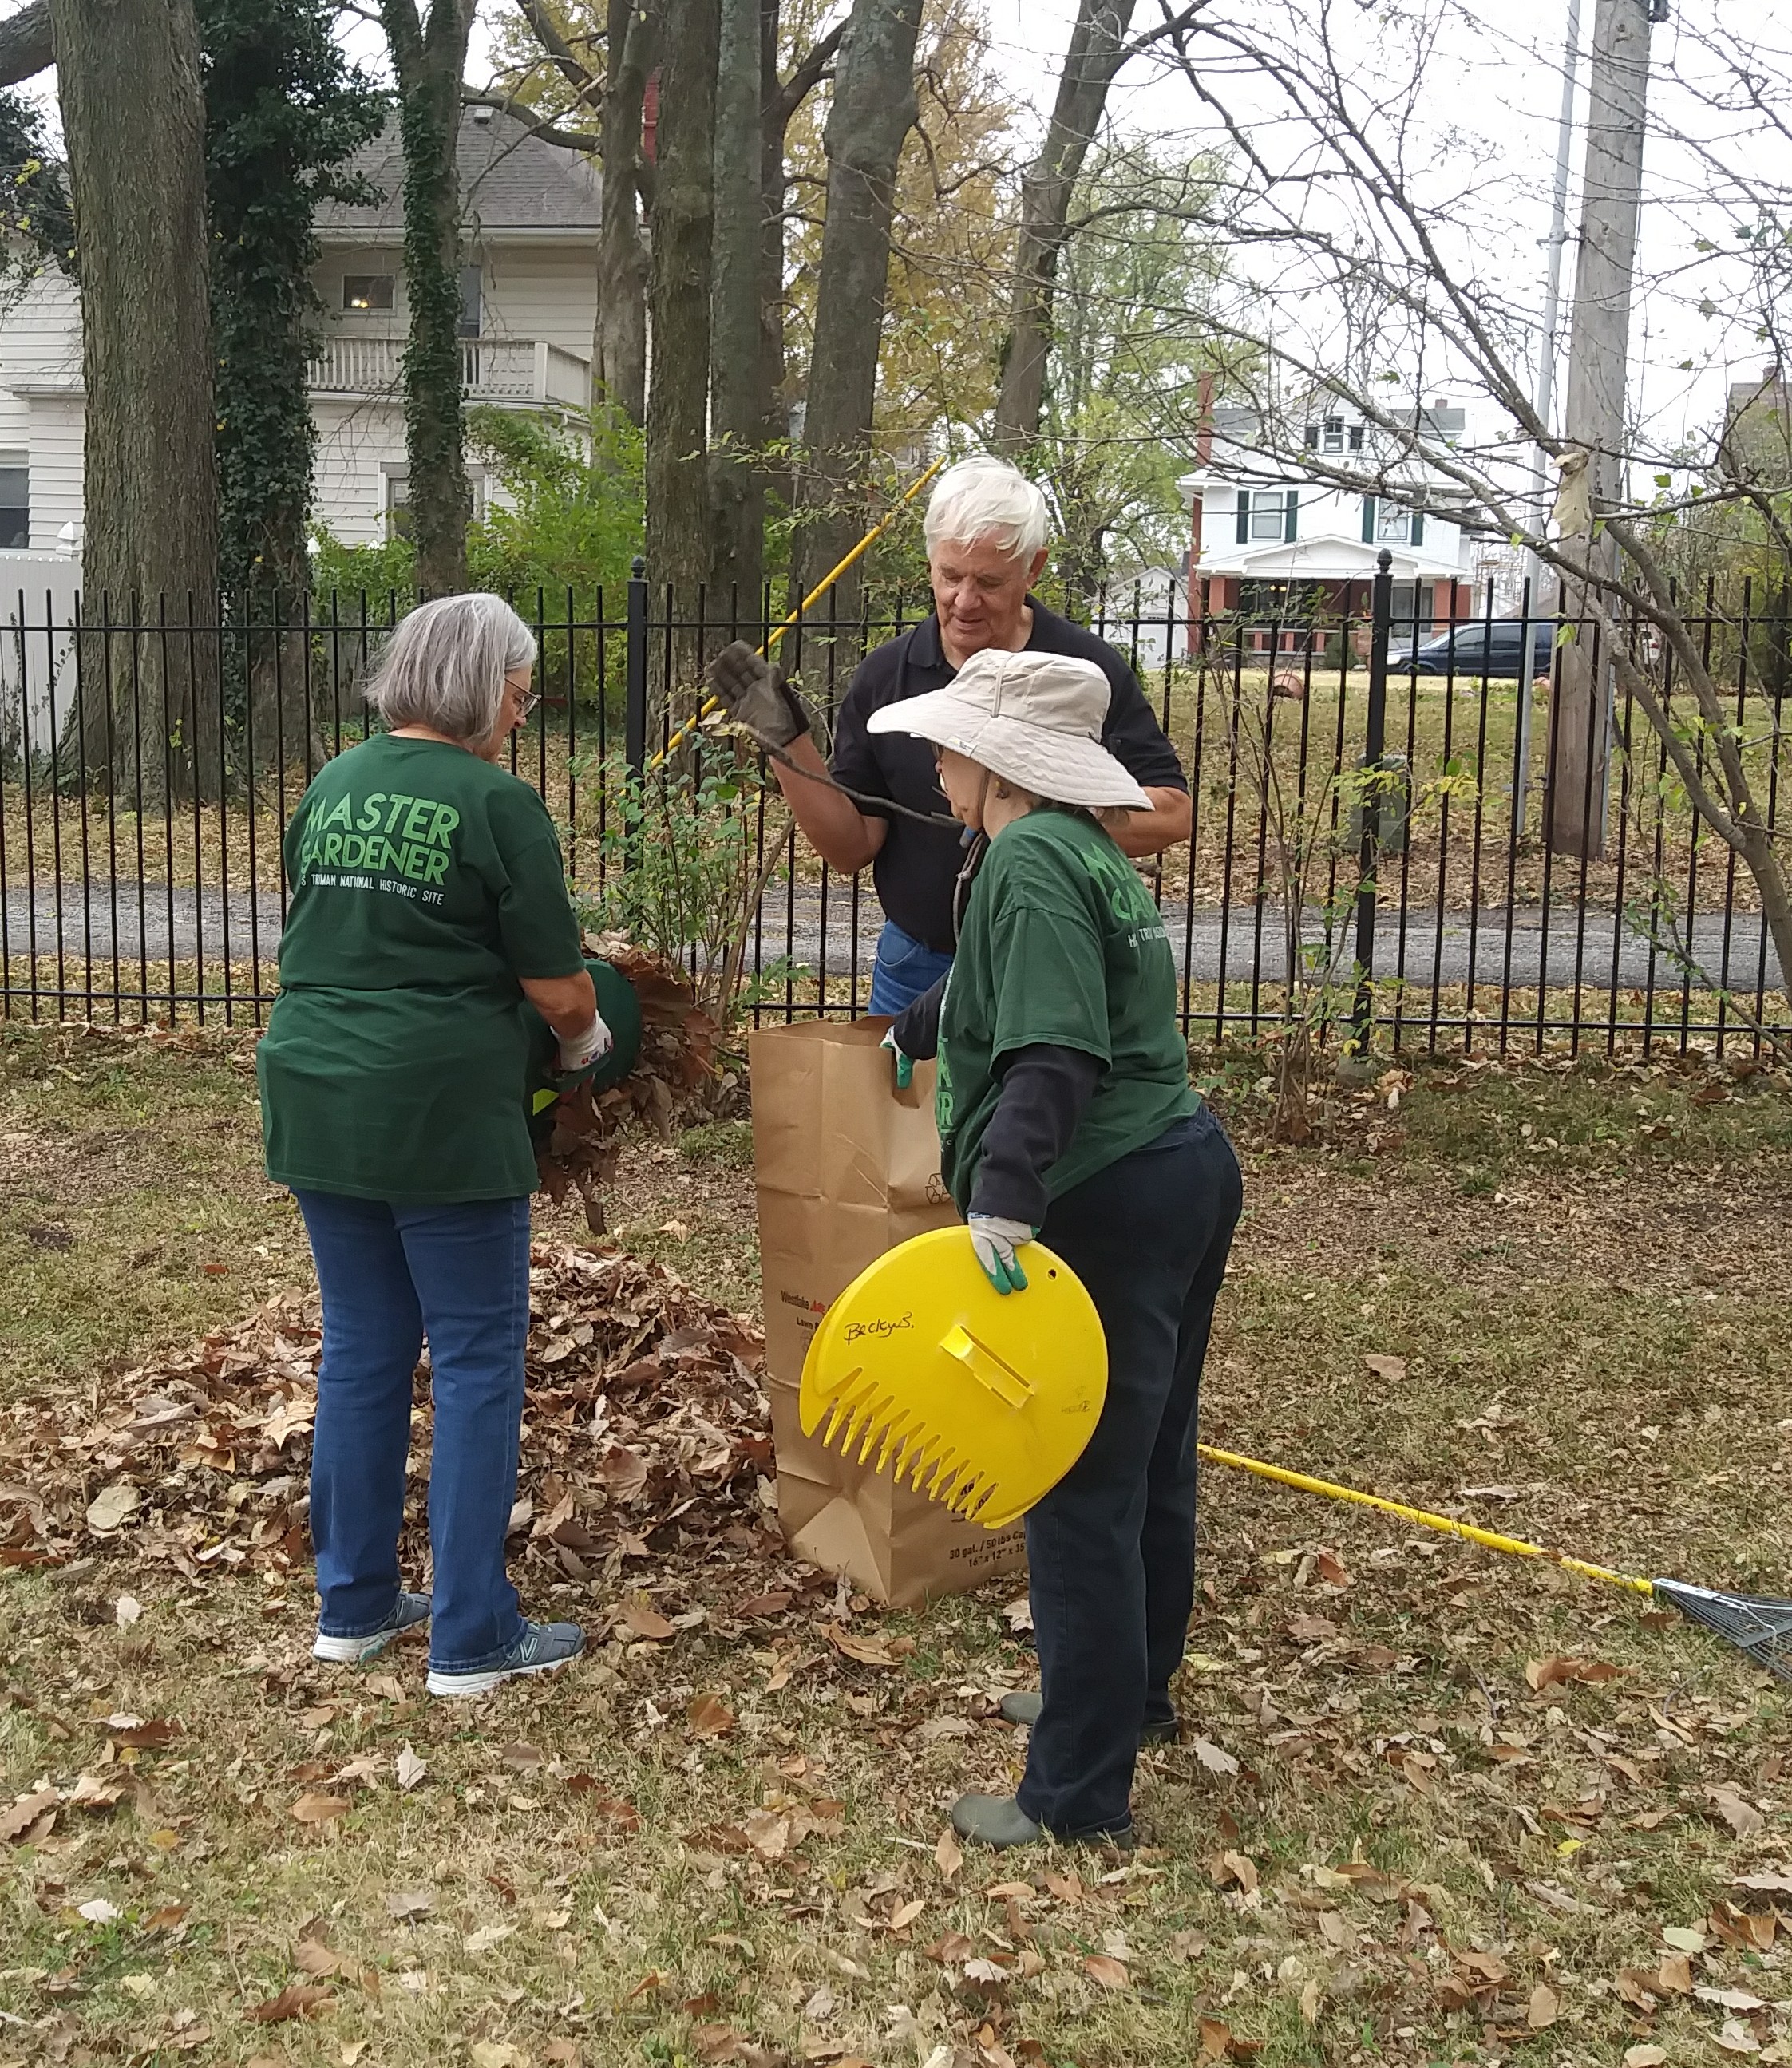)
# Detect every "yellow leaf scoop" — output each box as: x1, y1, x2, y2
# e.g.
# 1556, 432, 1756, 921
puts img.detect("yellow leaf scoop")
799, 1228, 1108, 1531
